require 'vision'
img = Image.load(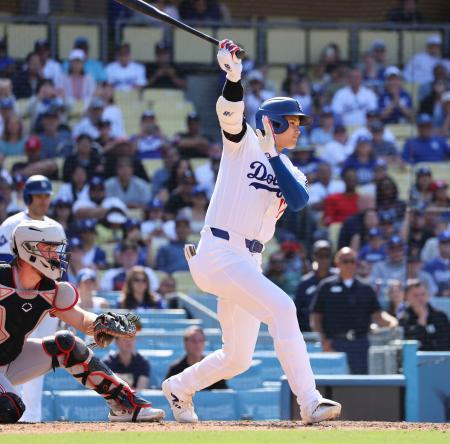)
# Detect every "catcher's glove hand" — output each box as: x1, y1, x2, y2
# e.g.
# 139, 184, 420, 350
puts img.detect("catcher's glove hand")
93, 312, 140, 348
